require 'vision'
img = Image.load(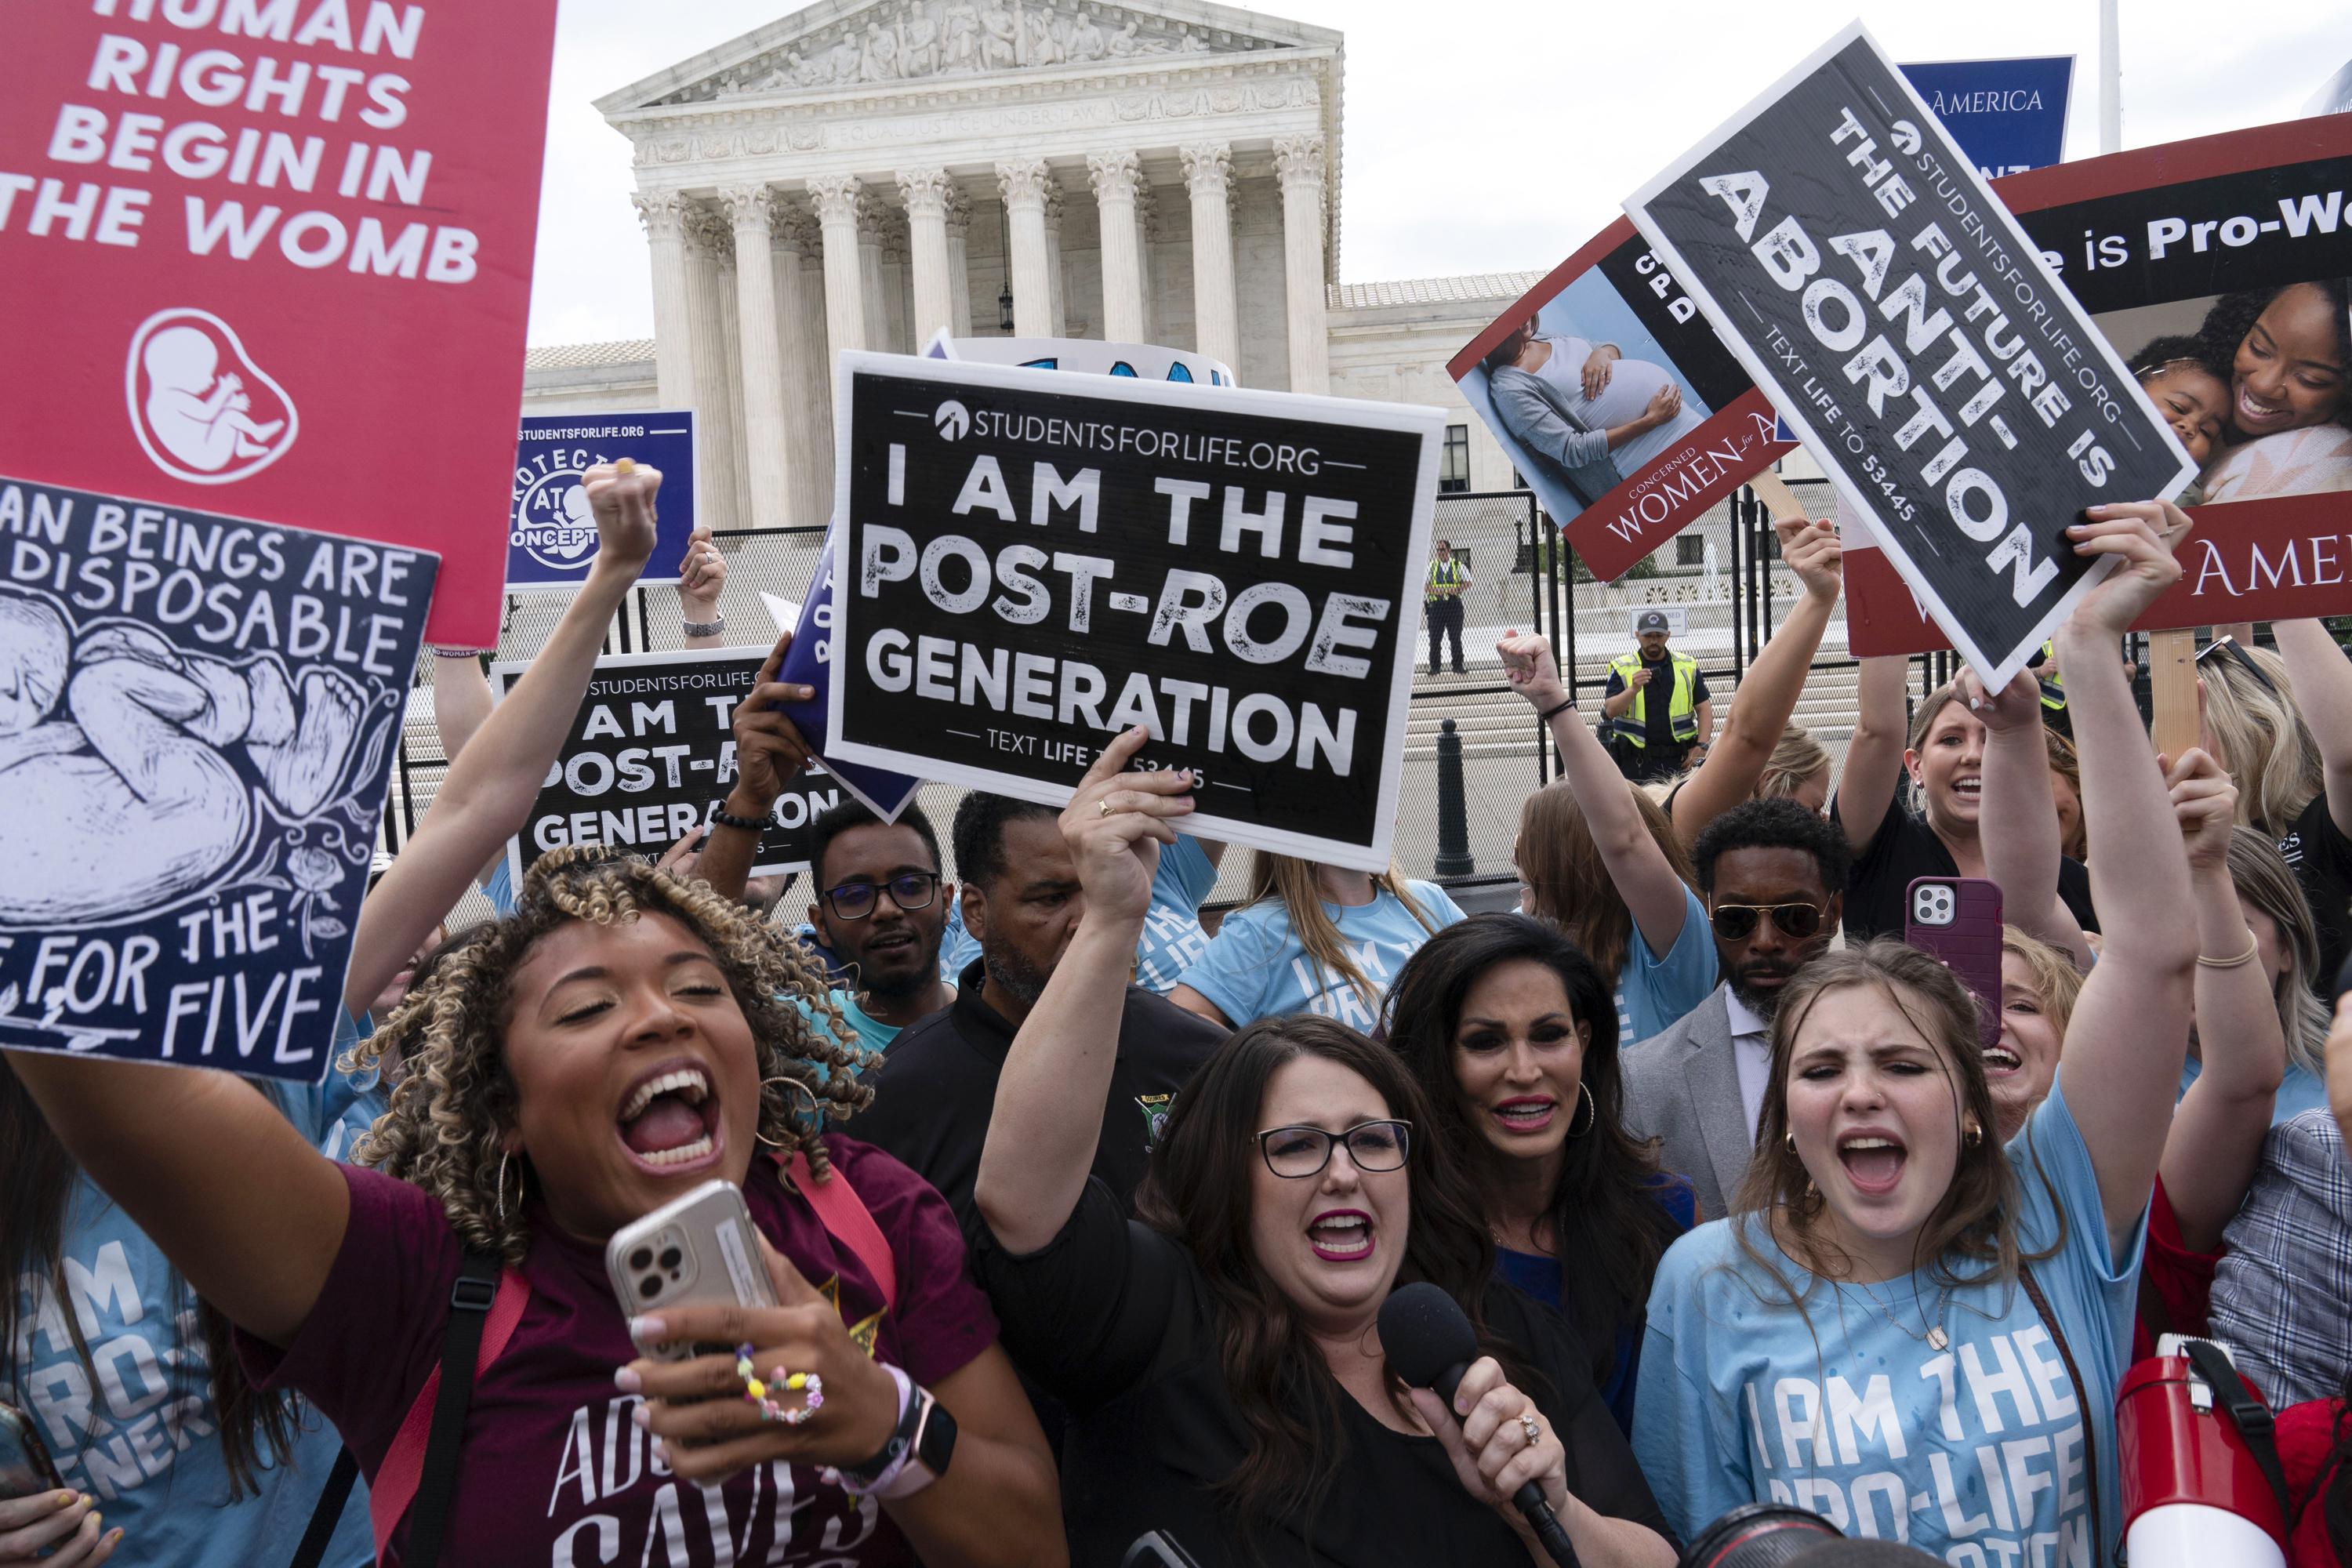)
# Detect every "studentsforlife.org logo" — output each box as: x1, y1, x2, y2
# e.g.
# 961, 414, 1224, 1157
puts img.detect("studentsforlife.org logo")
934, 399, 971, 441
